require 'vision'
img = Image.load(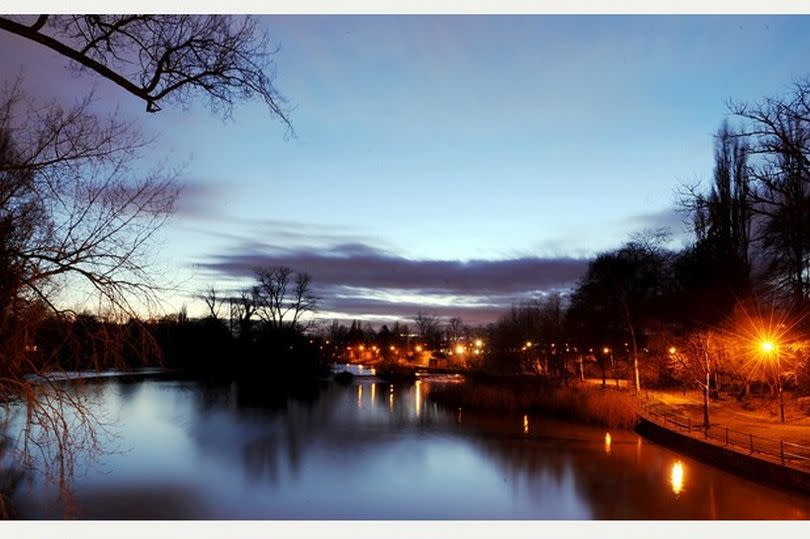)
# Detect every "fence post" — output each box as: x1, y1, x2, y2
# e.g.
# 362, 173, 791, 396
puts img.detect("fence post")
749, 433, 754, 454
725, 427, 729, 446
781, 441, 785, 466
